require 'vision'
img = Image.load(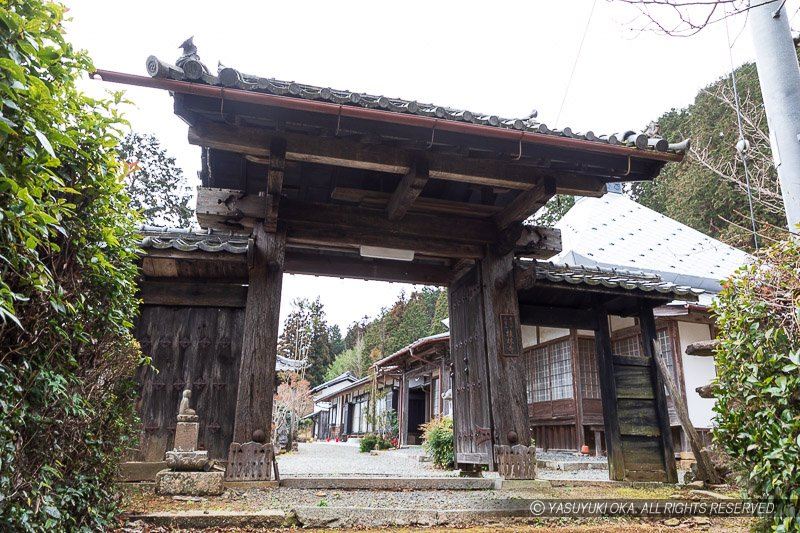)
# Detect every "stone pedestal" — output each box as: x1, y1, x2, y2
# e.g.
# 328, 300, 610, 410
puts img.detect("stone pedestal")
174, 420, 200, 452
155, 469, 224, 496
166, 450, 209, 471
